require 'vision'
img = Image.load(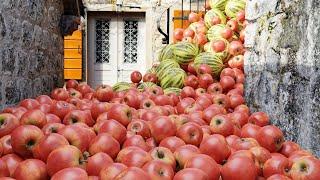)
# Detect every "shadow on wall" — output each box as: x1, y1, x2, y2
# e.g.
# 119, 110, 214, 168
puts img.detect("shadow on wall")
244, 0, 320, 157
